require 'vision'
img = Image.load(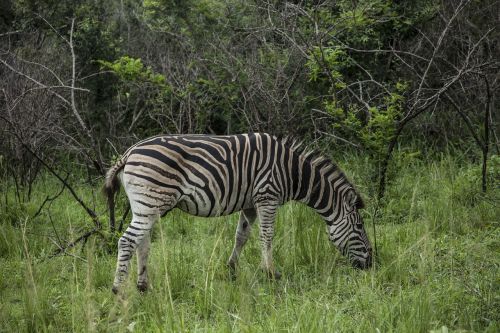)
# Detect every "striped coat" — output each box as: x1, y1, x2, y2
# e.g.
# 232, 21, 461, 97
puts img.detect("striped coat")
105, 133, 372, 293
